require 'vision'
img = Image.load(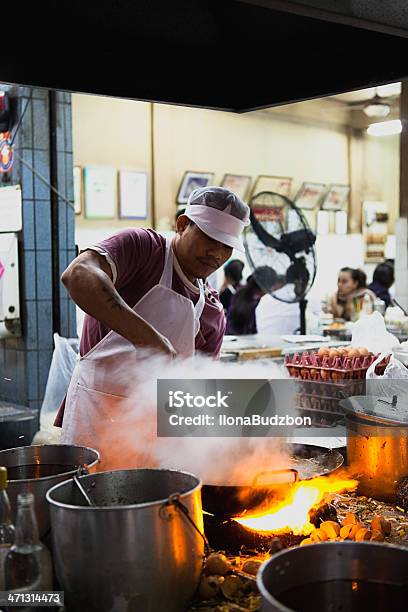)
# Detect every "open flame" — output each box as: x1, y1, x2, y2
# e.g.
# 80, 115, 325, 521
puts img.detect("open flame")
234, 475, 357, 536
